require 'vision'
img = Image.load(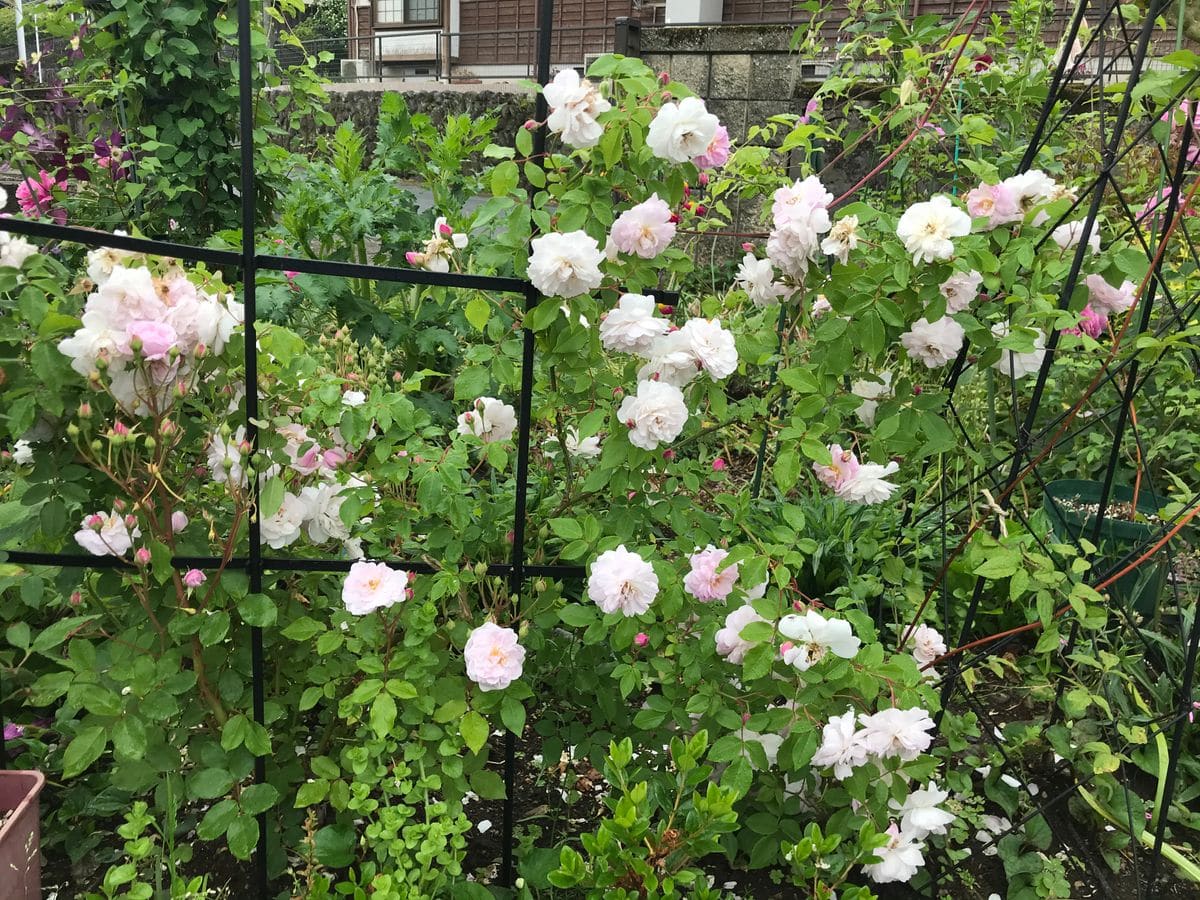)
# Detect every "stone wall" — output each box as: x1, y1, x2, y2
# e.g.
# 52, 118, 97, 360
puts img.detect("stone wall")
281, 81, 534, 157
